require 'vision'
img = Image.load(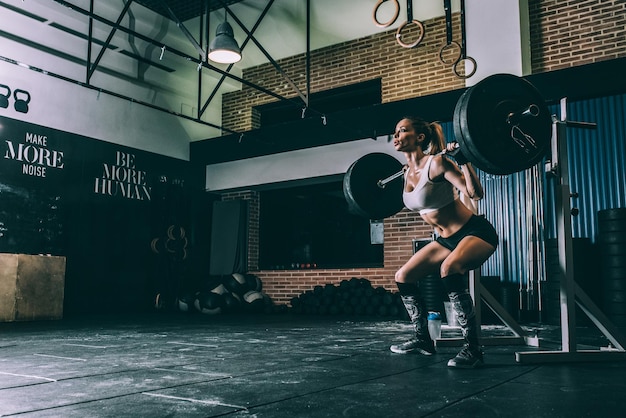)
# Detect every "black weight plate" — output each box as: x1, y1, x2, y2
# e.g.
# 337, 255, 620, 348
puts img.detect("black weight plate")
476, 74, 551, 173
603, 277, 626, 291
457, 74, 552, 175
457, 82, 504, 173
343, 153, 405, 219
598, 219, 626, 233
603, 290, 626, 304
607, 314, 626, 327
599, 244, 626, 256
453, 88, 498, 171
601, 256, 626, 269
604, 301, 626, 315
454, 88, 503, 173
598, 231, 626, 244
456, 88, 507, 174
461, 74, 552, 174
601, 267, 626, 281
598, 208, 626, 221
452, 89, 467, 145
